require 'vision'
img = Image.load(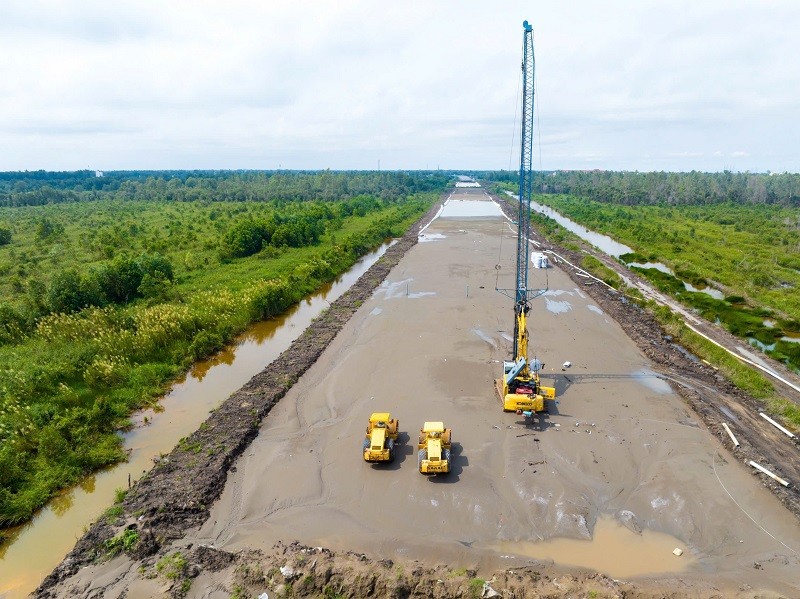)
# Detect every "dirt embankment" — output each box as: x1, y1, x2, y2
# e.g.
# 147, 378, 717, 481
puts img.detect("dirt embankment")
490, 193, 800, 521
34, 200, 446, 596
125, 540, 727, 599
